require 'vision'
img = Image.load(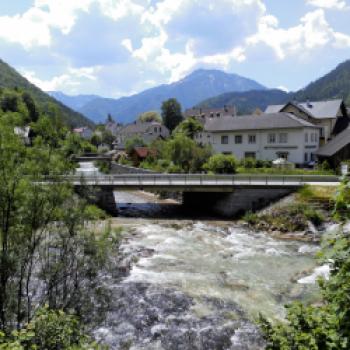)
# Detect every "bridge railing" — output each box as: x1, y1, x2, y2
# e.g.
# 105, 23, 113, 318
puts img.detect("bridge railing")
48, 173, 340, 186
